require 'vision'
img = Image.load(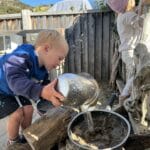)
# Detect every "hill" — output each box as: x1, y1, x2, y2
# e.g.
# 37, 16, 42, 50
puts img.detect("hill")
0, 0, 32, 14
